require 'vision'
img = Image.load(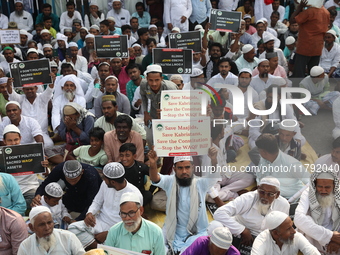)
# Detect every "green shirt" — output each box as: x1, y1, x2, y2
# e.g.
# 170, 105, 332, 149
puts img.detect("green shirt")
73, 145, 108, 167
0, 93, 8, 117
105, 218, 166, 255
